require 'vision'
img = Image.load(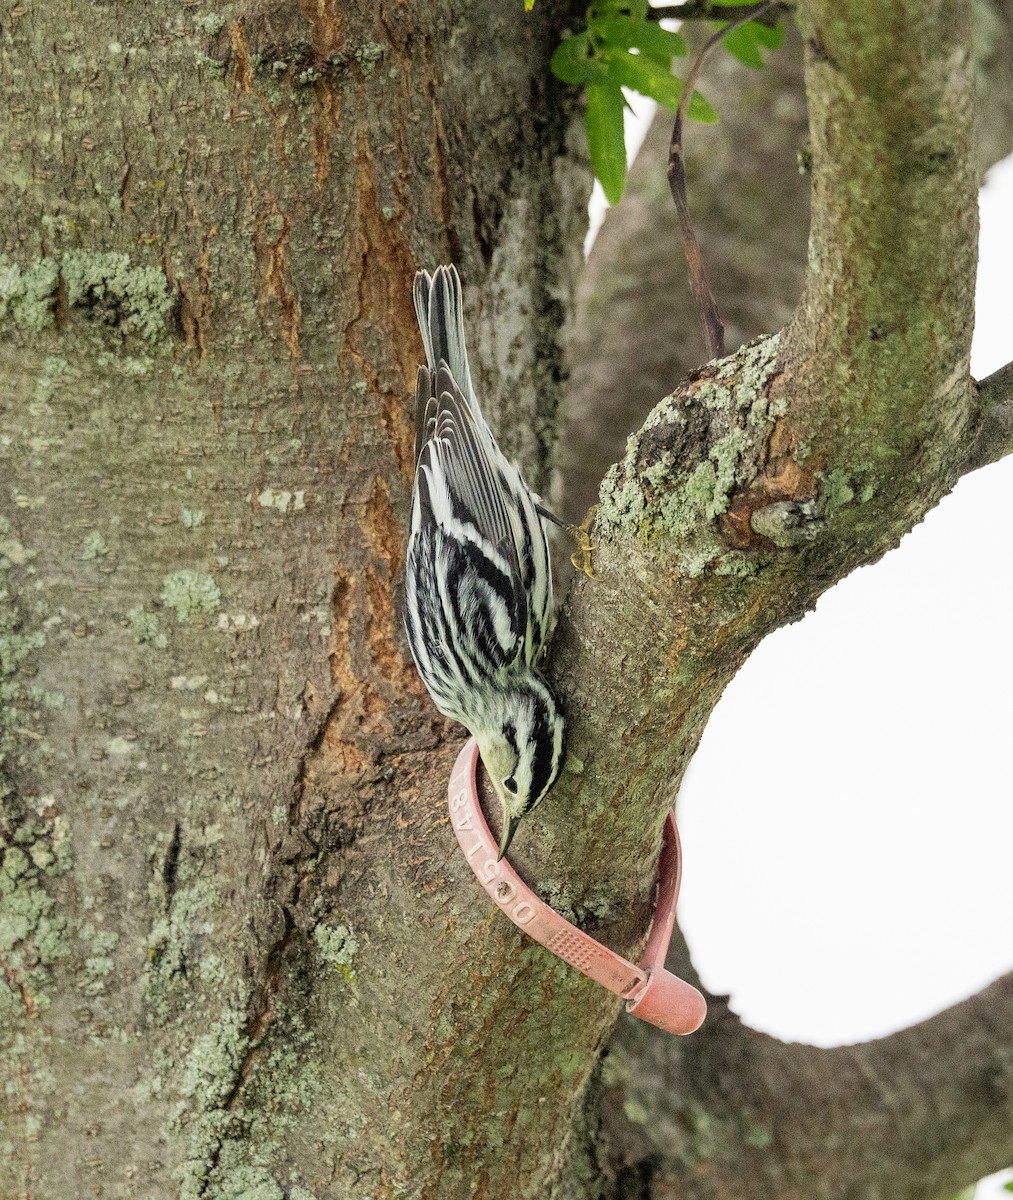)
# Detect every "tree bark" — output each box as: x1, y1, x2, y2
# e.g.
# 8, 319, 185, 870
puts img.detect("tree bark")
1, 2, 1010, 1200
0, 3, 595, 1196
